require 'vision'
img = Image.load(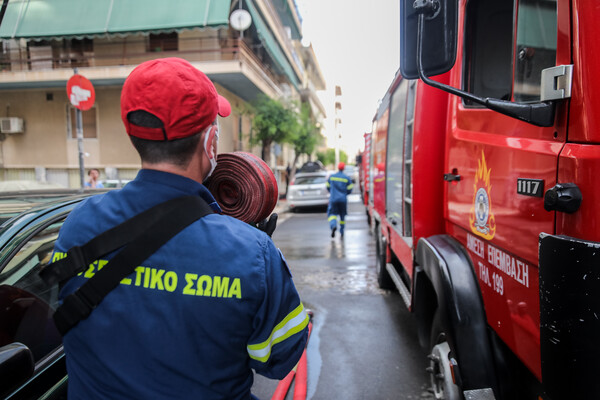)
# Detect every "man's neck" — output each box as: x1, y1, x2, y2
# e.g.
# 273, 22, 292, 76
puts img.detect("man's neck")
141, 159, 206, 184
